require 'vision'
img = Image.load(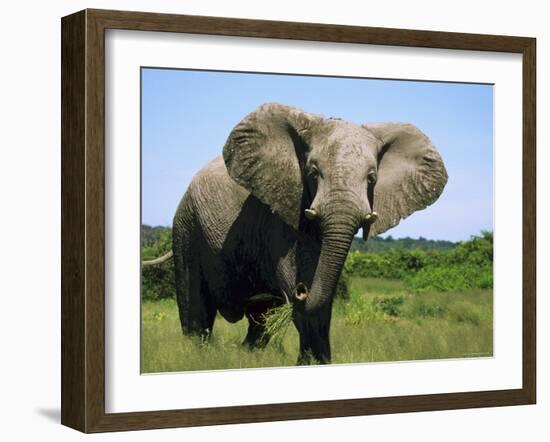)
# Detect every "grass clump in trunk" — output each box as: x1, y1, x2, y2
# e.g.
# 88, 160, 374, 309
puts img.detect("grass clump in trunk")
262, 303, 293, 349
